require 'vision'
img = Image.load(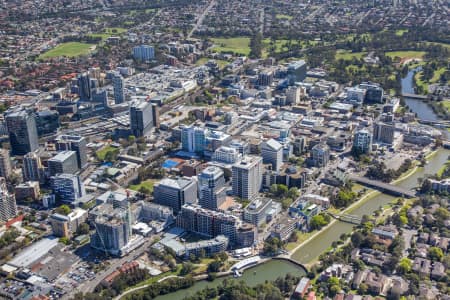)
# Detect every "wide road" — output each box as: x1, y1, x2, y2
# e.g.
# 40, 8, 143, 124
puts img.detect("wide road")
188, 0, 216, 39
